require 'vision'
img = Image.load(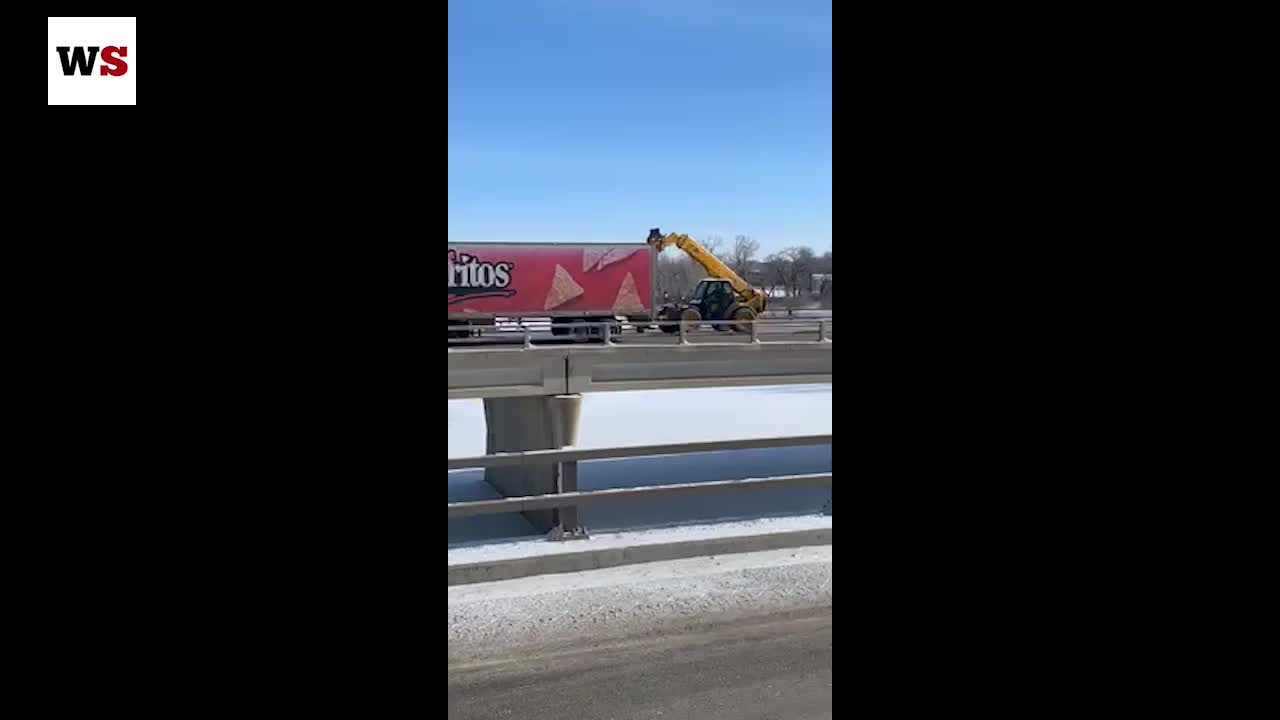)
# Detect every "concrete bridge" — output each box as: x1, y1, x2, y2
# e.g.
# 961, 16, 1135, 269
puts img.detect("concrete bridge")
448, 340, 833, 532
